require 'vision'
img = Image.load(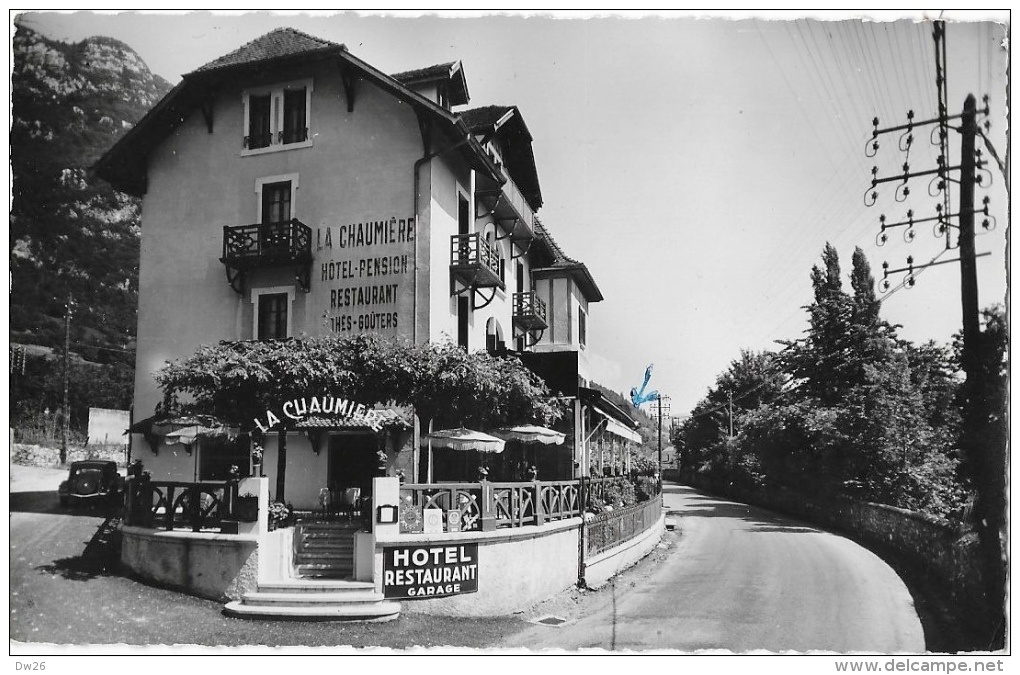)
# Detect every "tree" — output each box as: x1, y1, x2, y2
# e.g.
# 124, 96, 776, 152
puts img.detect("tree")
154, 335, 566, 496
